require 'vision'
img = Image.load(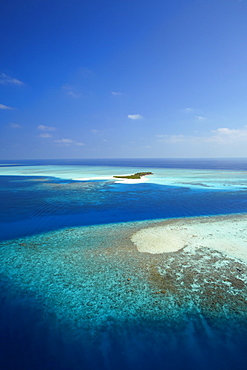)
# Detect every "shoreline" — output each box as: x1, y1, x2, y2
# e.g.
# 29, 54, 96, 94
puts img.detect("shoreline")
131, 213, 247, 262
